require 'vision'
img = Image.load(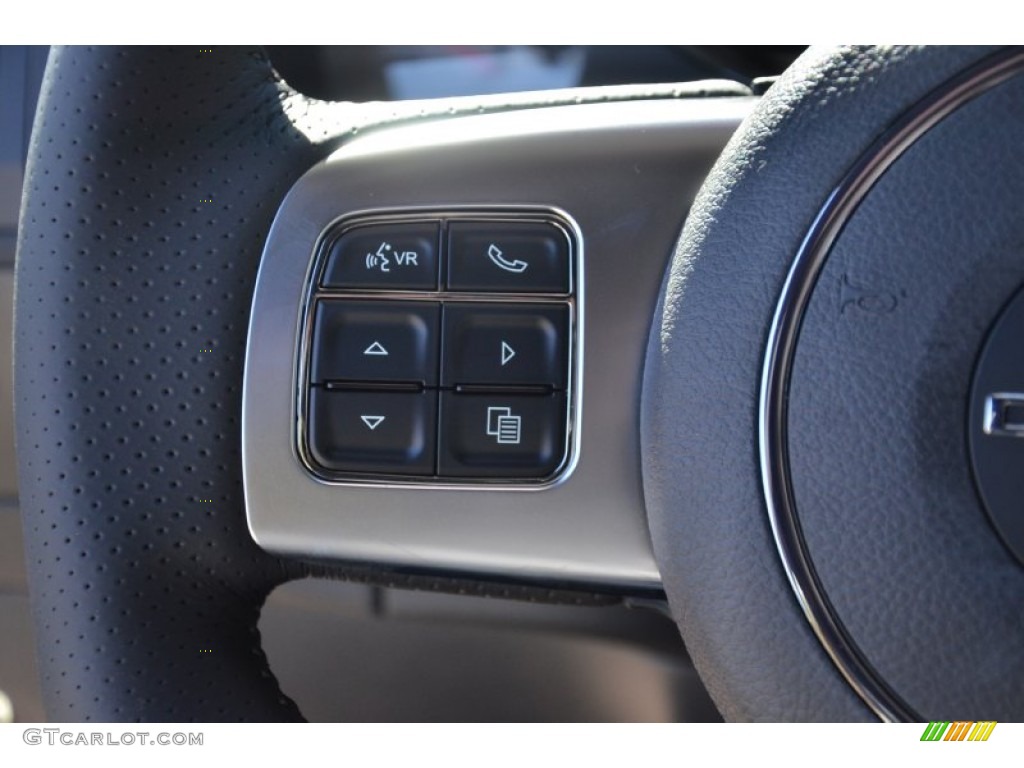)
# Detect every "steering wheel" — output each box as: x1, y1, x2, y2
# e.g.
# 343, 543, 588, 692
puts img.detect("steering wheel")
15, 45, 1023, 721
